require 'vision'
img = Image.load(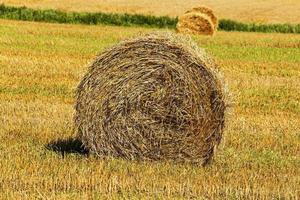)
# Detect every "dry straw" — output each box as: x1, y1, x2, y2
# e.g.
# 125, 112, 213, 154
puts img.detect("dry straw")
177, 6, 218, 35
186, 6, 218, 30
177, 12, 215, 35
75, 32, 229, 165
